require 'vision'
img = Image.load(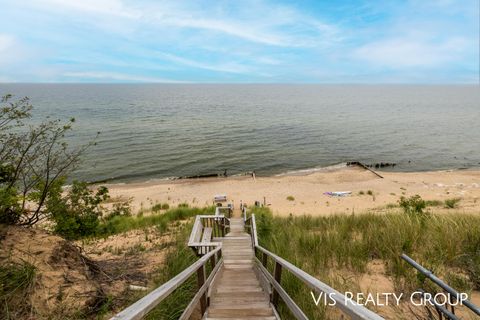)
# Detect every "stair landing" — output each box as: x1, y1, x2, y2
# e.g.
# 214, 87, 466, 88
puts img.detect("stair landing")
206, 218, 275, 320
